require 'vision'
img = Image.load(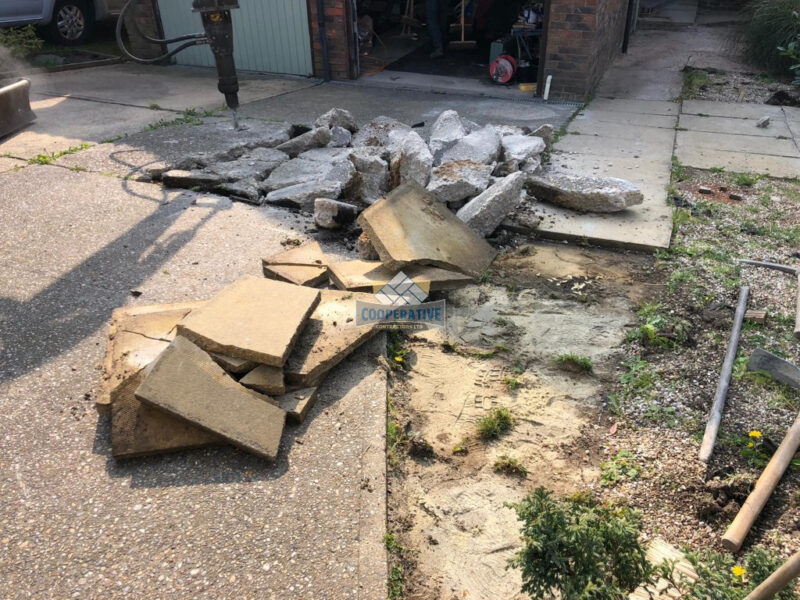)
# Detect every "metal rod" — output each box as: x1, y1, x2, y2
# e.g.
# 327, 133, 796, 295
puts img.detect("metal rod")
699, 285, 750, 463
316, 0, 331, 81
739, 259, 799, 276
